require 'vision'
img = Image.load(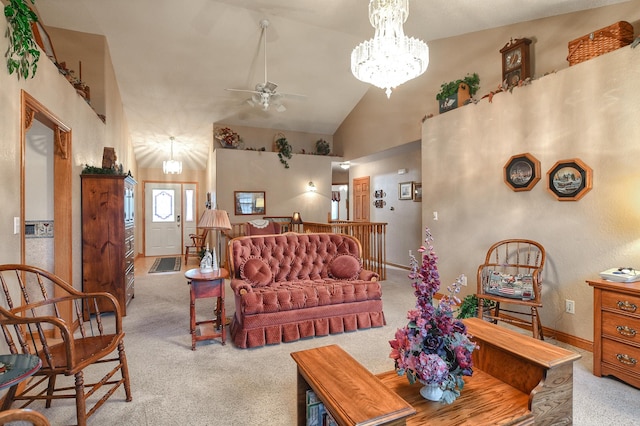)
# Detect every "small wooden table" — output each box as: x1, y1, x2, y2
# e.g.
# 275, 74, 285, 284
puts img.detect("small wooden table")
185, 268, 229, 350
0, 354, 42, 391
